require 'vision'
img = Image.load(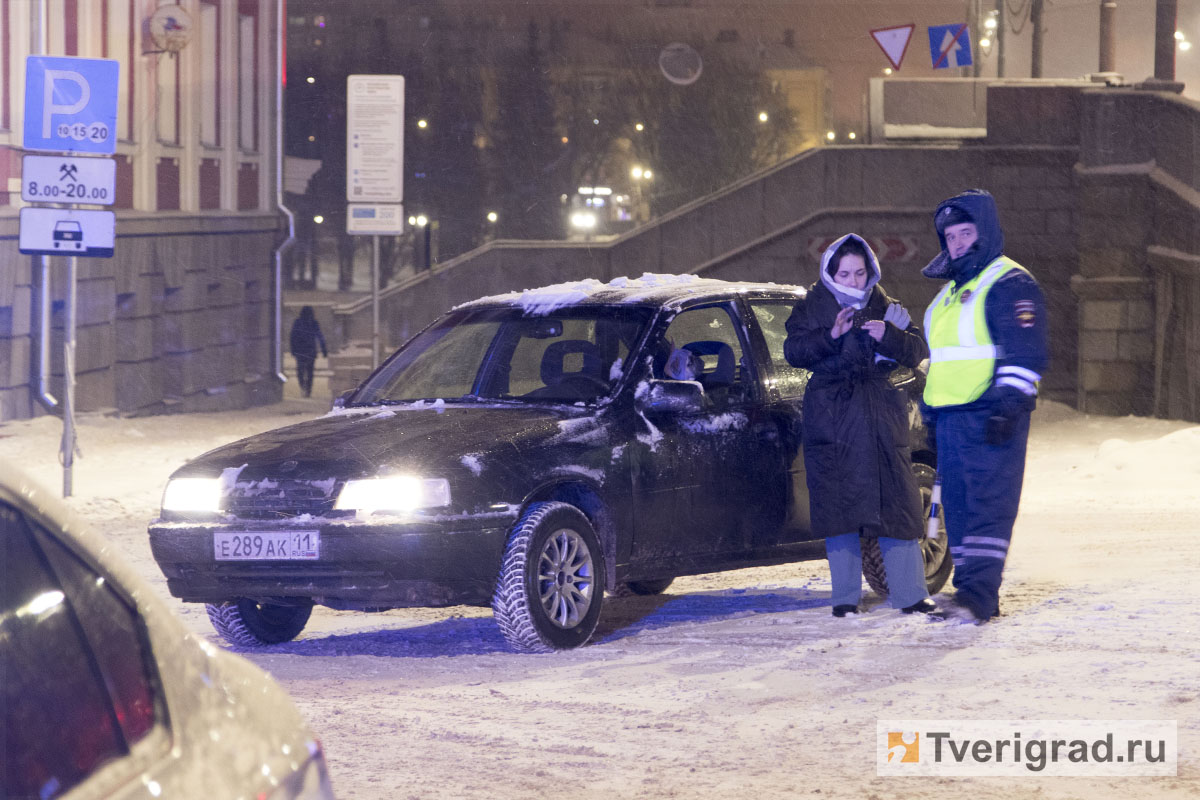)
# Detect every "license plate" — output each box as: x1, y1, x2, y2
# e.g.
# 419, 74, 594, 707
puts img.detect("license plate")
214, 531, 320, 561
